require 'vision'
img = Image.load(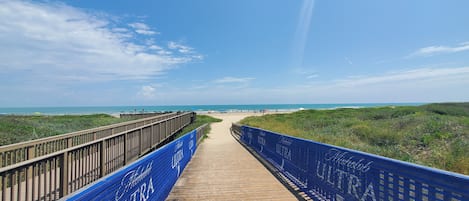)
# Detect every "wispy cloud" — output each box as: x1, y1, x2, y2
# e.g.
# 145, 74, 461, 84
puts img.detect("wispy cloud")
334, 67, 469, 87
0, 1, 201, 83
130, 66, 469, 105
410, 42, 469, 57
293, 68, 318, 79
214, 77, 255, 84
129, 22, 158, 35
168, 41, 194, 54
291, 0, 315, 68
344, 57, 353, 65
306, 74, 319, 79
286, 66, 469, 103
